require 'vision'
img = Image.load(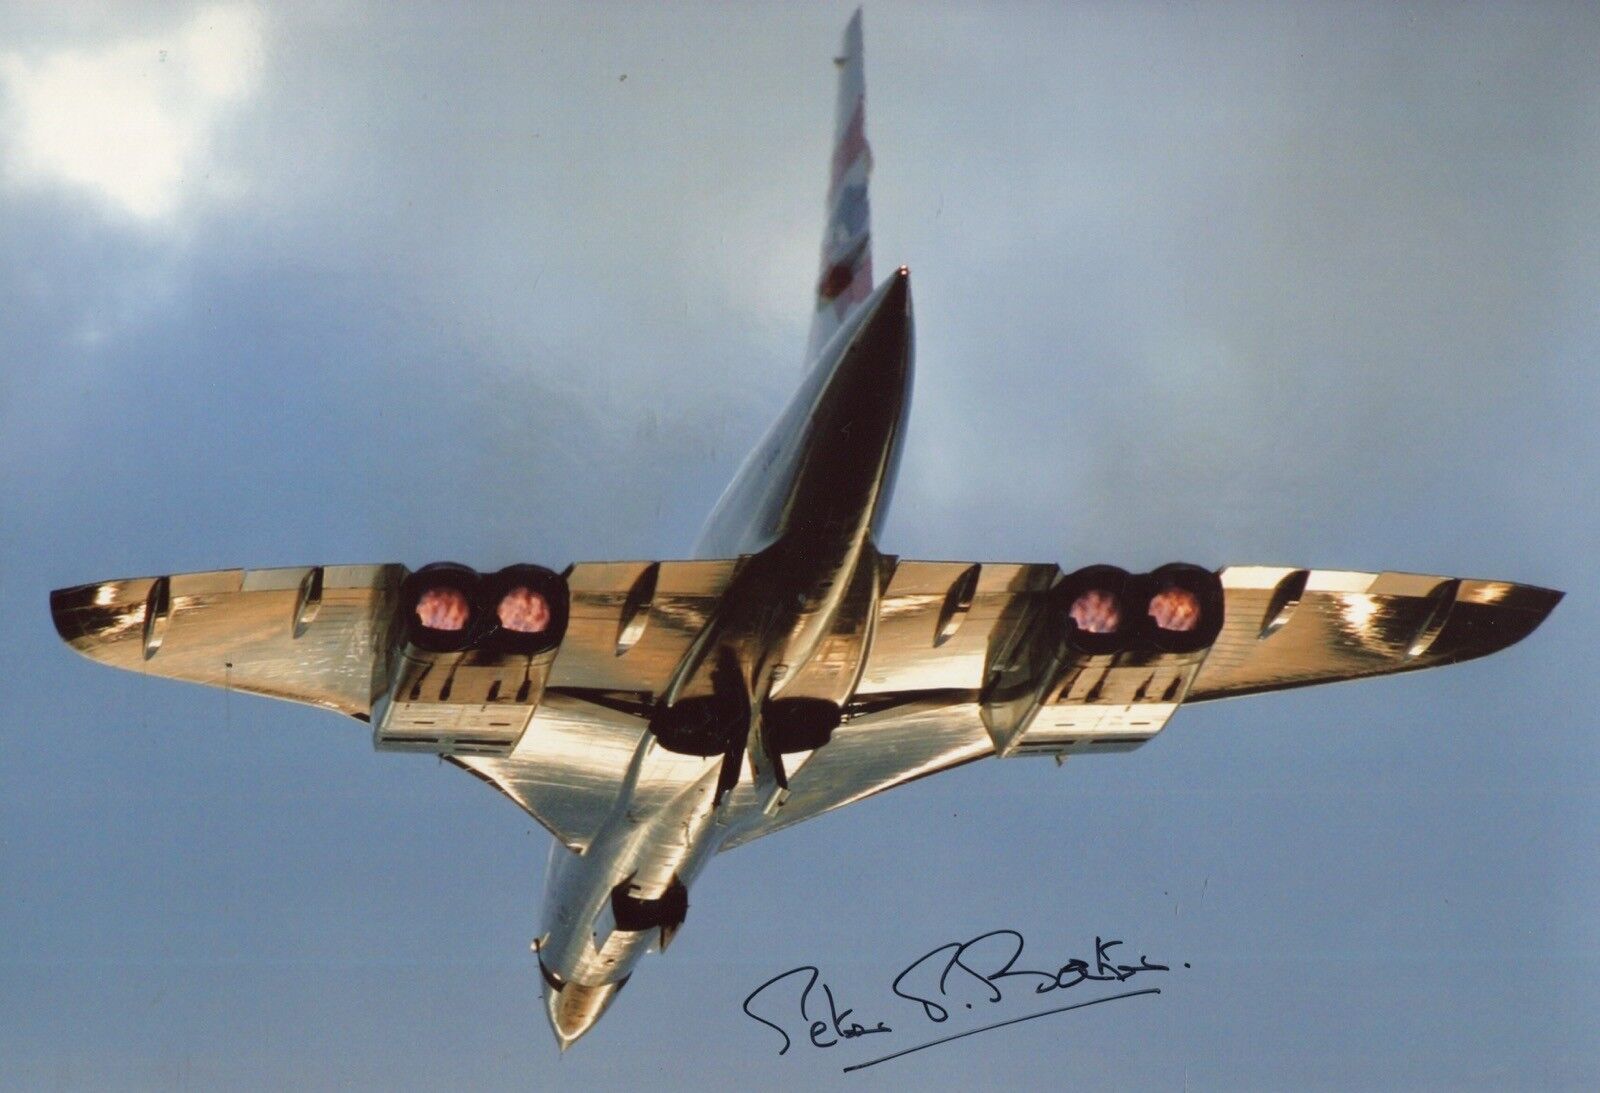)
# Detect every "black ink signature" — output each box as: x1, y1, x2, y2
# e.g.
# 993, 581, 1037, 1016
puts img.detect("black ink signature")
842, 988, 1160, 1073
742, 930, 1179, 1060
742, 965, 892, 1056
892, 930, 1170, 1023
